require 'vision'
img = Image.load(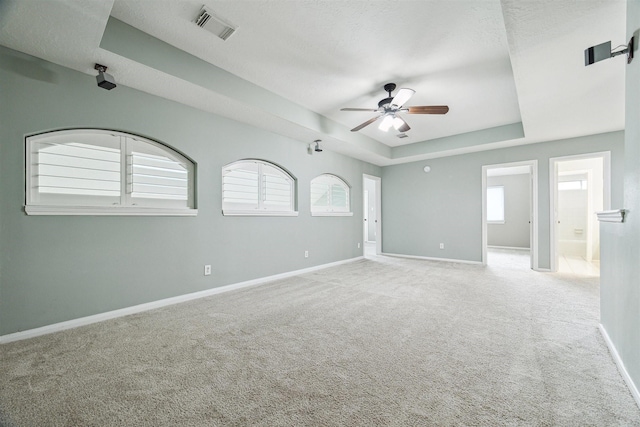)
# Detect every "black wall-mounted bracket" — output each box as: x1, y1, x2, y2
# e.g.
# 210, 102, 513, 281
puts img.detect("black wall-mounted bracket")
610, 36, 634, 64
585, 36, 635, 66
